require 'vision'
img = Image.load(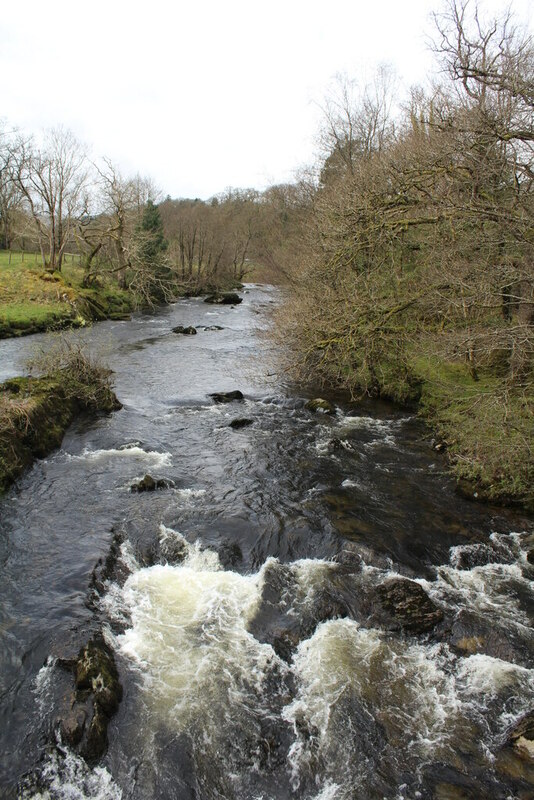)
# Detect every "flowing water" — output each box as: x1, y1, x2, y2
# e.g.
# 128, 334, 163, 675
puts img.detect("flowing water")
0, 285, 533, 799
